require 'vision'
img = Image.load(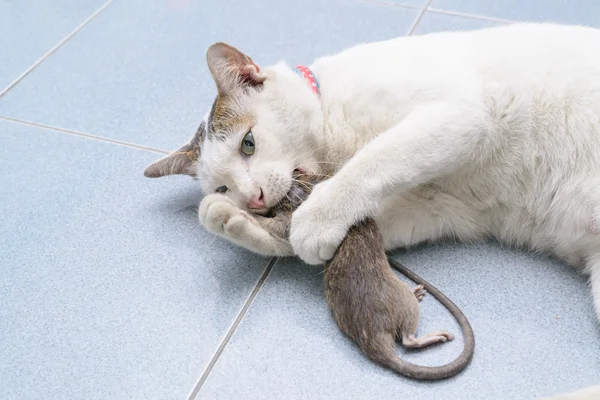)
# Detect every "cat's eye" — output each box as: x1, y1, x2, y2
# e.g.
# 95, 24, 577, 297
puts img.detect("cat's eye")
241, 131, 255, 155
215, 185, 228, 194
